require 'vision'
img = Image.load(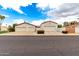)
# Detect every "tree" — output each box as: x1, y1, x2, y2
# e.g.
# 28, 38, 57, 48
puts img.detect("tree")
8, 24, 17, 32
0, 15, 5, 31
57, 24, 62, 28
69, 21, 78, 25
8, 25, 15, 32
13, 23, 17, 31
63, 22, 69, 27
